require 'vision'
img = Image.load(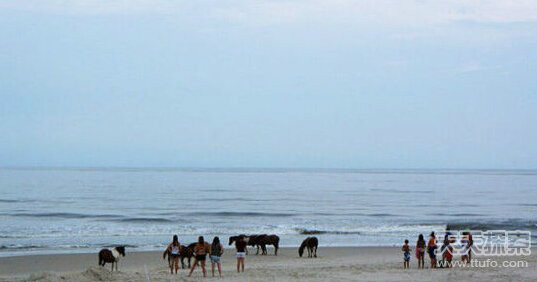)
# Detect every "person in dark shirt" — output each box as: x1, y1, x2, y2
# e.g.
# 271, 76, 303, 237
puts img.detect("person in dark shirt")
235, 235, 247, 273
